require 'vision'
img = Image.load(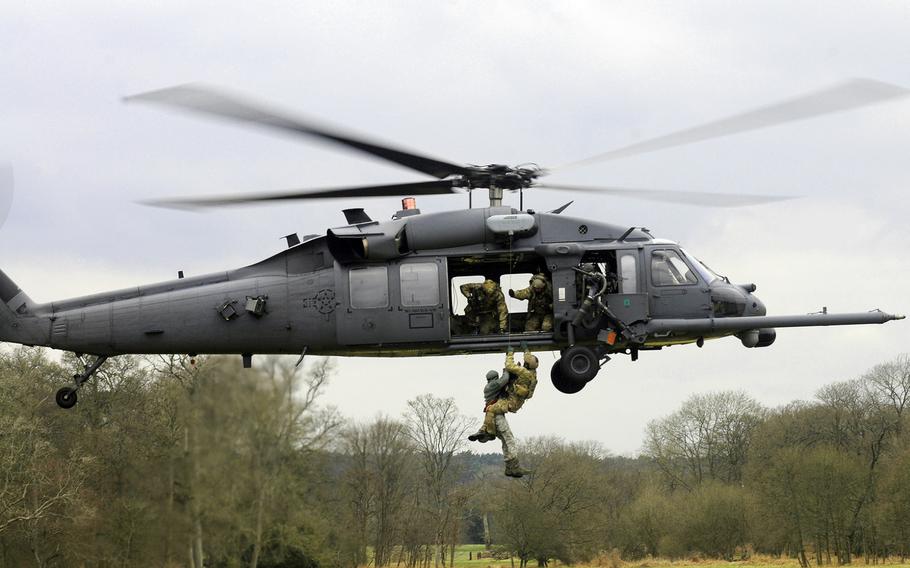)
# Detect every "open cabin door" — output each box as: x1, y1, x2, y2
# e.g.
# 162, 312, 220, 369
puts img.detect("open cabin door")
336, 258, 449, 346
